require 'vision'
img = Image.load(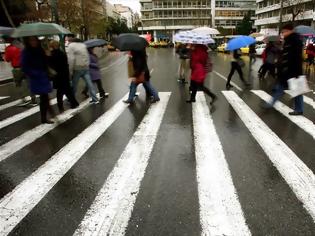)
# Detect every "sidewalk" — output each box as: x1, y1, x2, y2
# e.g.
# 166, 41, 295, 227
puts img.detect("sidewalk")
0, 61, 13, 84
